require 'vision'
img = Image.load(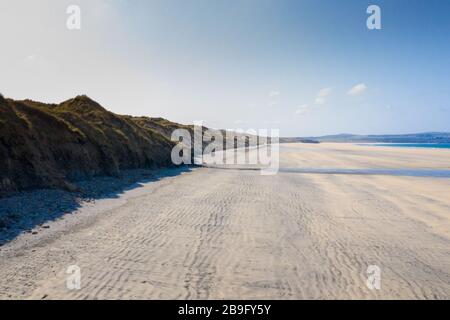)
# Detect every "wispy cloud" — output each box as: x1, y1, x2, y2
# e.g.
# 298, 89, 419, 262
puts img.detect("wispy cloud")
314, 87, 332, 105
24, 54, 39, 64
269, 90, 280, 98
347, 83, 368, 96
295, 104, 309, 115
263, 119, 281, 125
